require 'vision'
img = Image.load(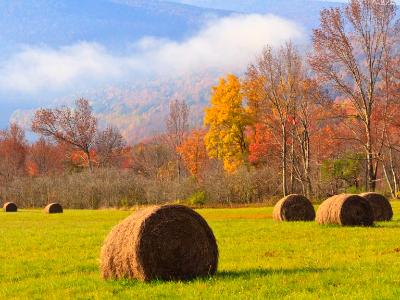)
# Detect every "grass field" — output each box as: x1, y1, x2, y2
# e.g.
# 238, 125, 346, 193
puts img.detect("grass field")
1, 203, 400, 300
